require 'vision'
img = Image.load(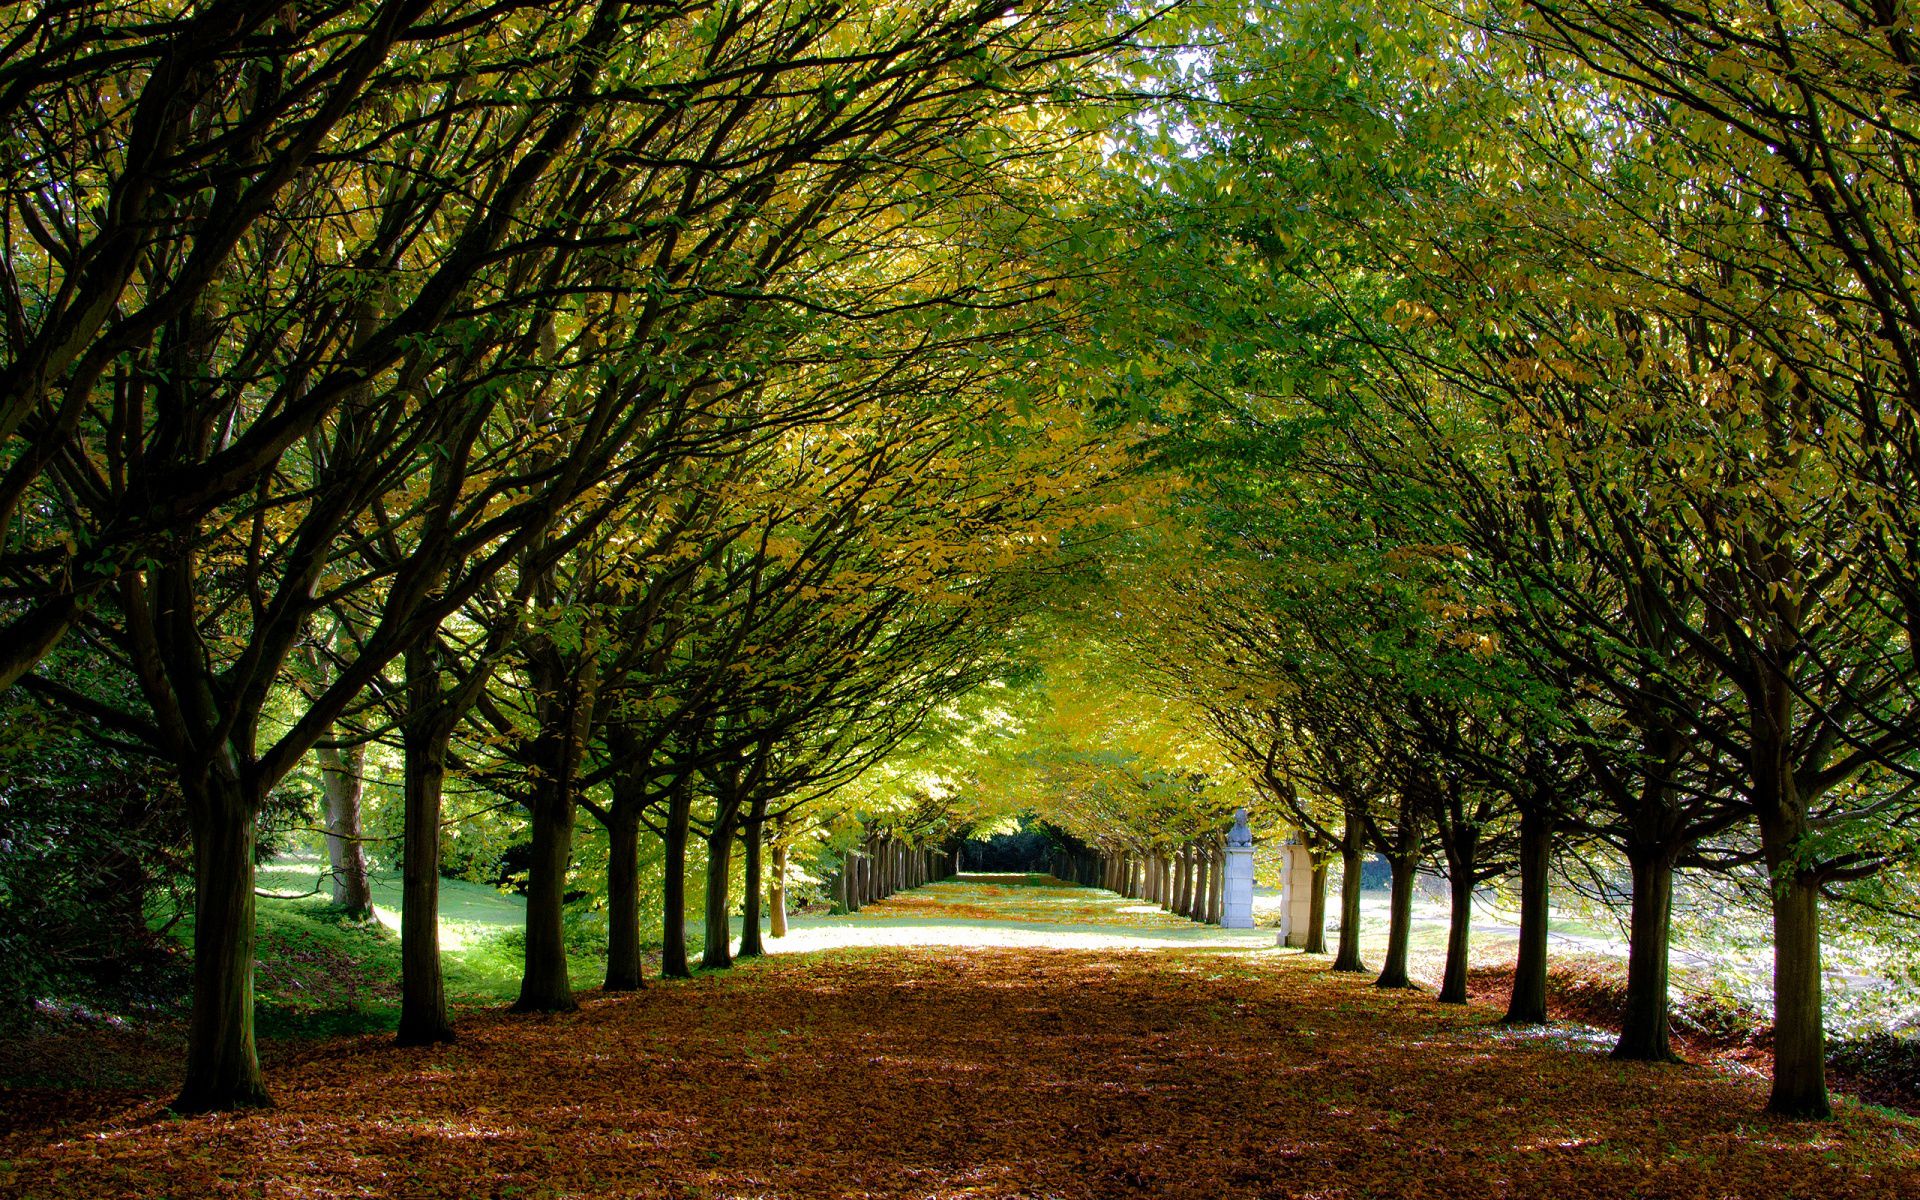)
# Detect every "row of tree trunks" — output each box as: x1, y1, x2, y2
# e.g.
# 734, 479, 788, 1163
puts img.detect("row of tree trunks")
833, 833, 952, 912
1047, 848, 1104, 886
1079, 844, 1225, 926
